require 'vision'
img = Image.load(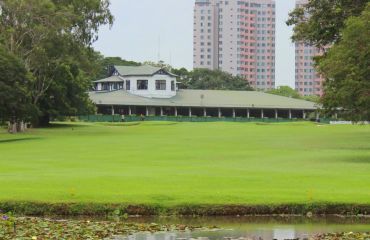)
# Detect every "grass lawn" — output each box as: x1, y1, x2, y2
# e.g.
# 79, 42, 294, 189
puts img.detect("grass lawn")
0, 121, 369, 206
